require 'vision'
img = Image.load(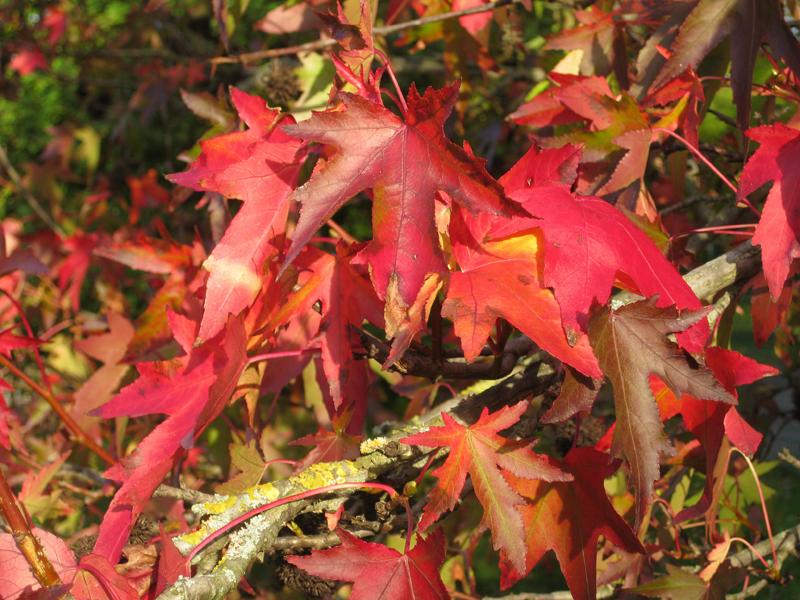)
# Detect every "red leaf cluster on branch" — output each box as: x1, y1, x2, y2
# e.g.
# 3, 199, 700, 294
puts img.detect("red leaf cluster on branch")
2, 0, 798, 598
